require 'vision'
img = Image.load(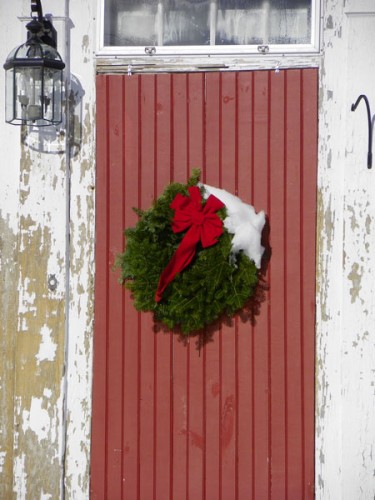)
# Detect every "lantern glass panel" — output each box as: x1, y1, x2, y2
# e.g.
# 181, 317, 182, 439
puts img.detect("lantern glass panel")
43, 68, 63, 124
5, 68, 15, 123
4, 35, 65, 126
15, 66, 44, 122
51, 70, 63, 124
